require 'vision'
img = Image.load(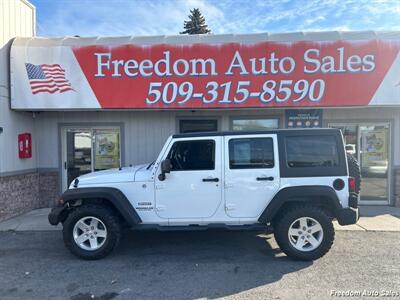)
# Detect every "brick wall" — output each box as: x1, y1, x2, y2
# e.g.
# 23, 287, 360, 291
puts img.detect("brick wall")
0, 171, 59, 222
0, 172, 40, 222
39, 171, 59, 207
